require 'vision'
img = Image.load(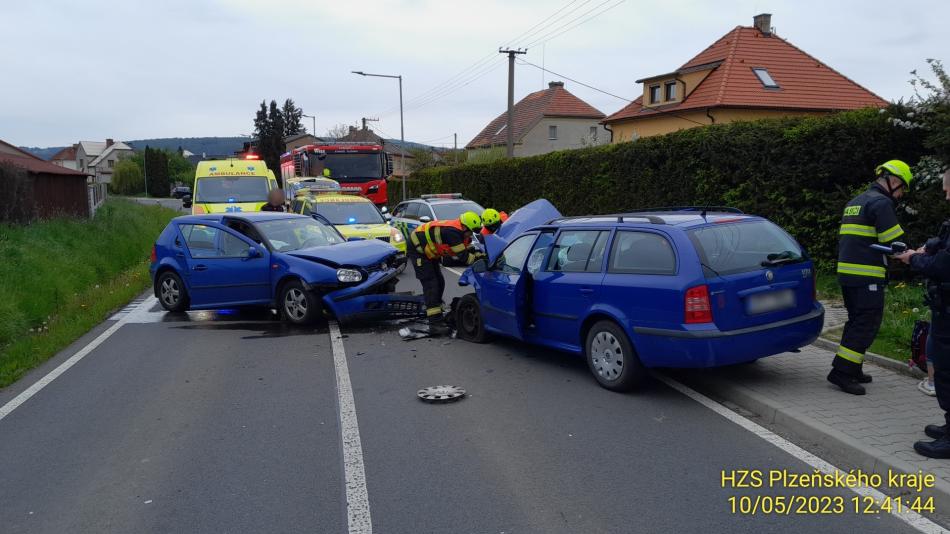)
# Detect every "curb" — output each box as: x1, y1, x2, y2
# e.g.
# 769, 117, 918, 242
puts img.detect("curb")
812, 337, 926, 379
680, 371, 950, 515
